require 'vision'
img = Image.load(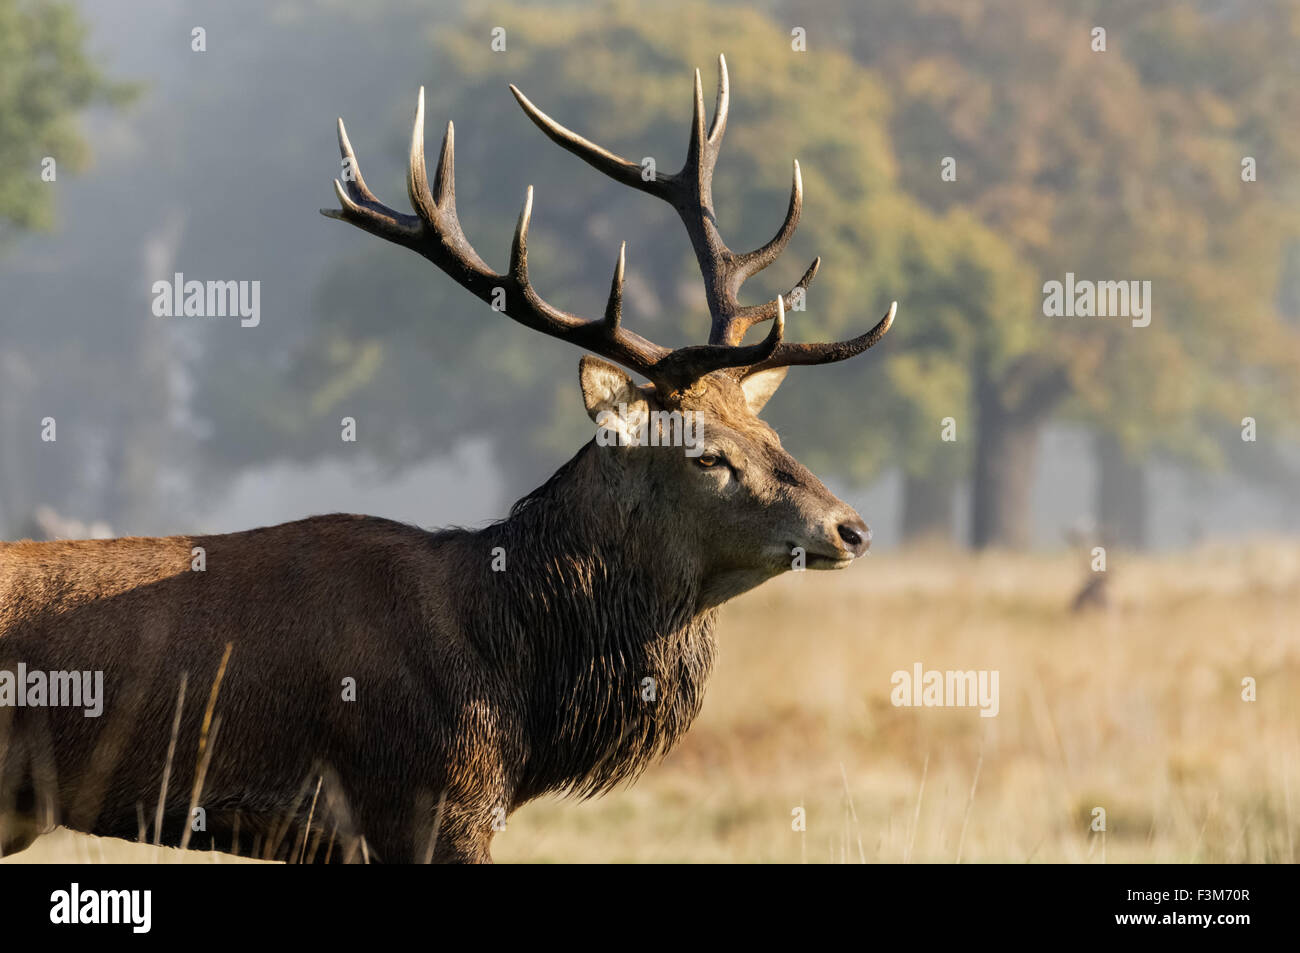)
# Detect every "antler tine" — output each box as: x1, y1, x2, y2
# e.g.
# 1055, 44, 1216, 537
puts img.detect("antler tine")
334, 117, 380, 207
406, 87, 440, 227
604, 242, 626, 334
740, 301, 898, 376
508, 84, 662, 198
733, 256, 820, 323
734, 160, 803, 280
707, 54, 729, 145
685, 67, 711, 185
509, 186, 533, 282
432, 119, 455, 207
